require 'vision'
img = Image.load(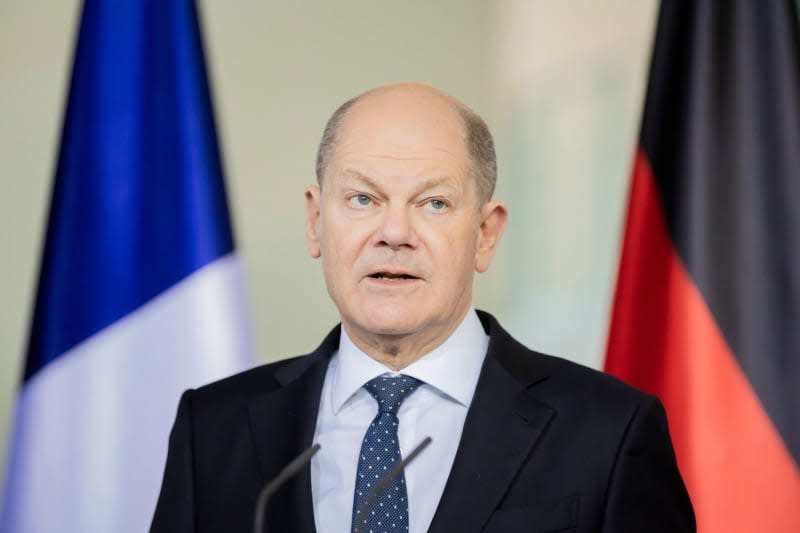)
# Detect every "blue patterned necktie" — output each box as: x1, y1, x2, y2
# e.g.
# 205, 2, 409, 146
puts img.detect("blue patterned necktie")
351, 375, 423, 533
